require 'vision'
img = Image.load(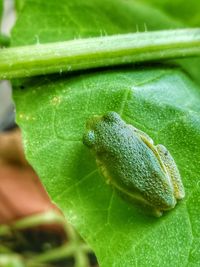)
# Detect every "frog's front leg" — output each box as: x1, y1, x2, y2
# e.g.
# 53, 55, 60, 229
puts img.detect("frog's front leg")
128, 124, 168, 171
128, 125, 163, 161
156, 144, 185, 200
128, 125, 154, 145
